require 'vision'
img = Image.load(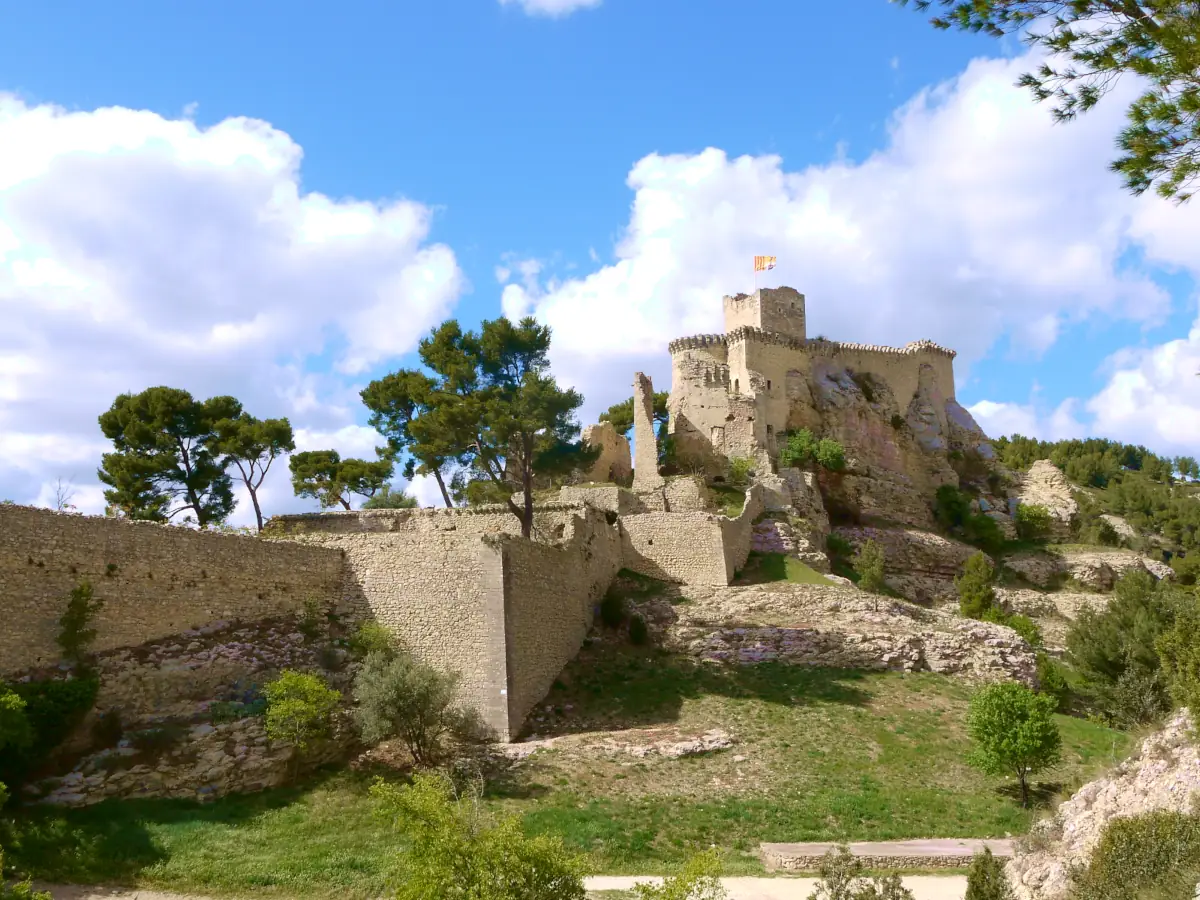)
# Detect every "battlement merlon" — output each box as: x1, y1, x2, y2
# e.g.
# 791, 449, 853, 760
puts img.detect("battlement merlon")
668, 329, 957, 360
722, 286, 807, 342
